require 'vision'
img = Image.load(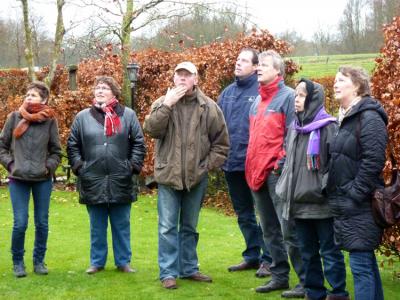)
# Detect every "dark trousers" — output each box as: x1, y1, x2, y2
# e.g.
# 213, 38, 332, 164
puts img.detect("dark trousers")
251, 173, 305, 284
295, 218, 348, 300
224, 171, 271, 264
